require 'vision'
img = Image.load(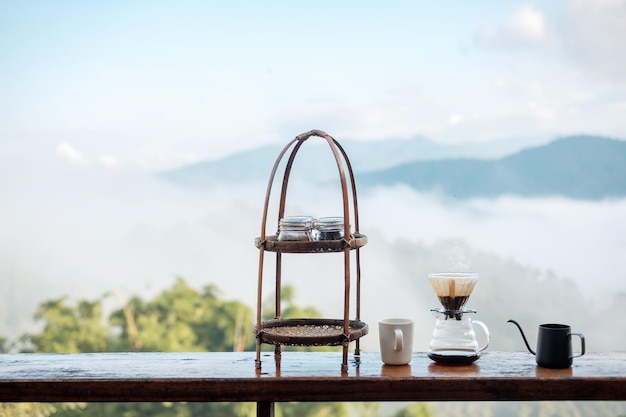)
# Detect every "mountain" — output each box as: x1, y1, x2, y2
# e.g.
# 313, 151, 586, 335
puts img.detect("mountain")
158, 135, 547, 186
358, 135, 626, 200
159, 135, 626, 200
